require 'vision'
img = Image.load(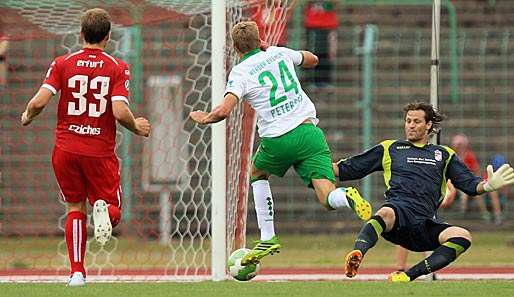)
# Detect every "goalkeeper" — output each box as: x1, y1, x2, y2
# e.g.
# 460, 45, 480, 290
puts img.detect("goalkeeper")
190, 21, 372, 266
335, 101, 514, 282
